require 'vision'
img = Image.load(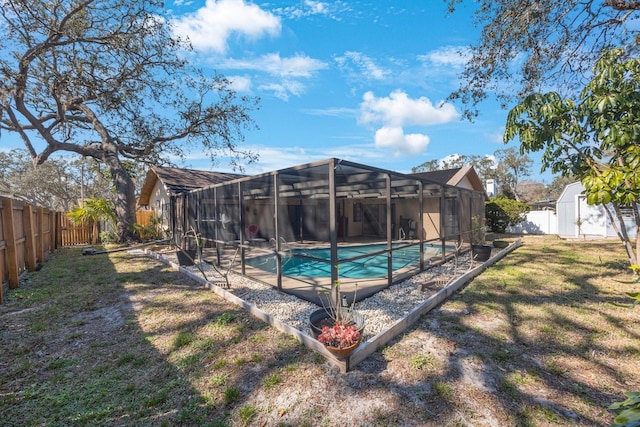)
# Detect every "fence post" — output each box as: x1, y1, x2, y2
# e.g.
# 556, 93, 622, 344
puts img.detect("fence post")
1, 198, 19, 289
50, 210, 54, 250
23, 204, 38, 271
56, 212, 63, 247
0, 199, 4, 303
37, 207, 45, 263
